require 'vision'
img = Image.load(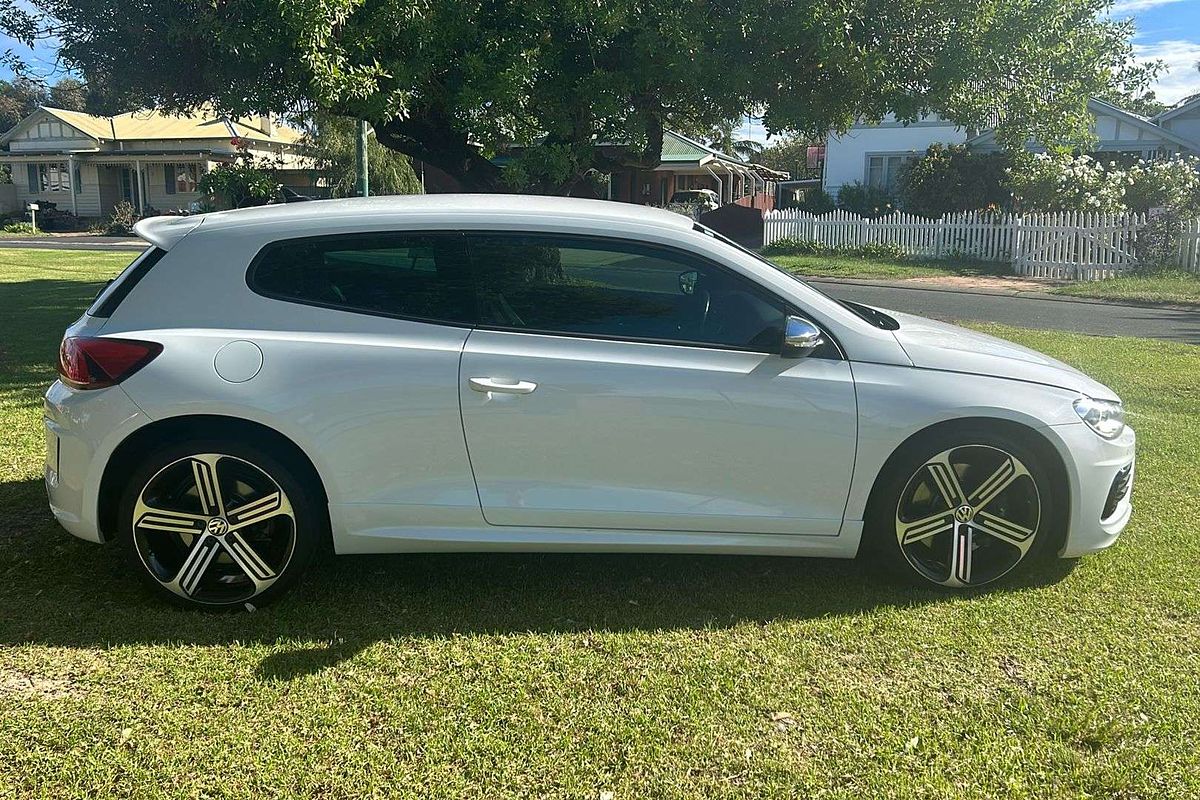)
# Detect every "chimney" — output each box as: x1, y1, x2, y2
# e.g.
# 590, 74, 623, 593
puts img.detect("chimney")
258, 114, 275, 136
